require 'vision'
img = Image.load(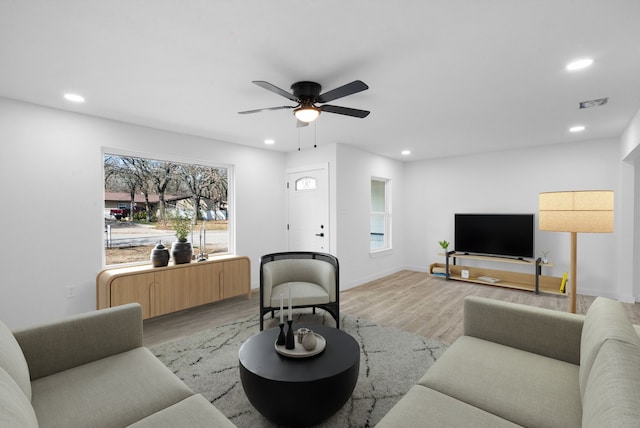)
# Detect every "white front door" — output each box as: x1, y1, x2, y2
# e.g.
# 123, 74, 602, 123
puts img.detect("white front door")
287, 165, 329, 252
